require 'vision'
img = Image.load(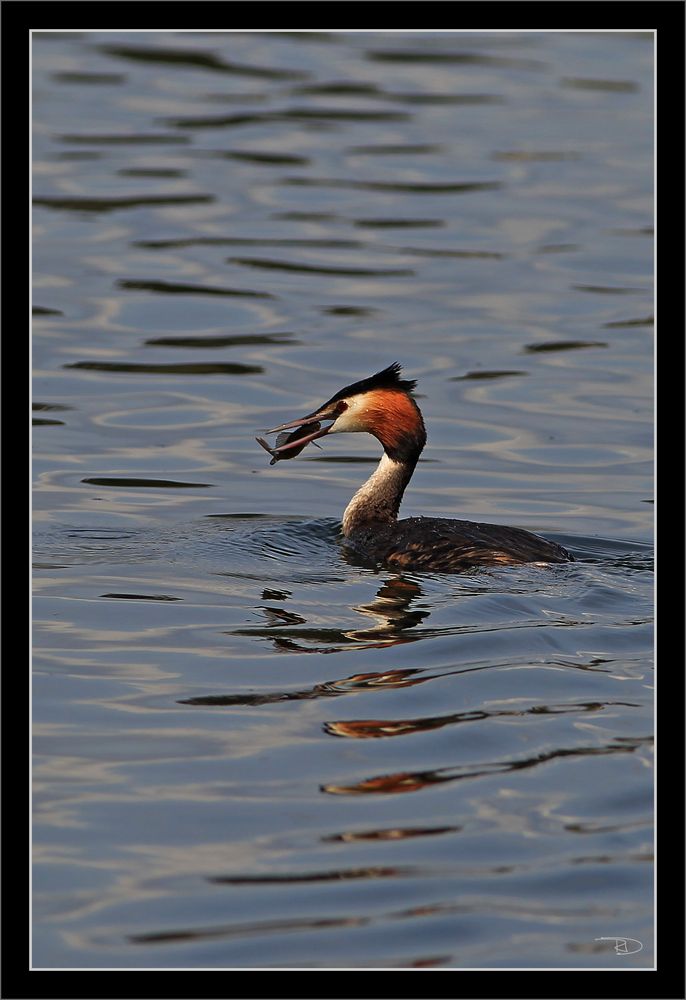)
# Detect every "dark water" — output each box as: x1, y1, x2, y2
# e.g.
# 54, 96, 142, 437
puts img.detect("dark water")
32, 31, 653, 969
